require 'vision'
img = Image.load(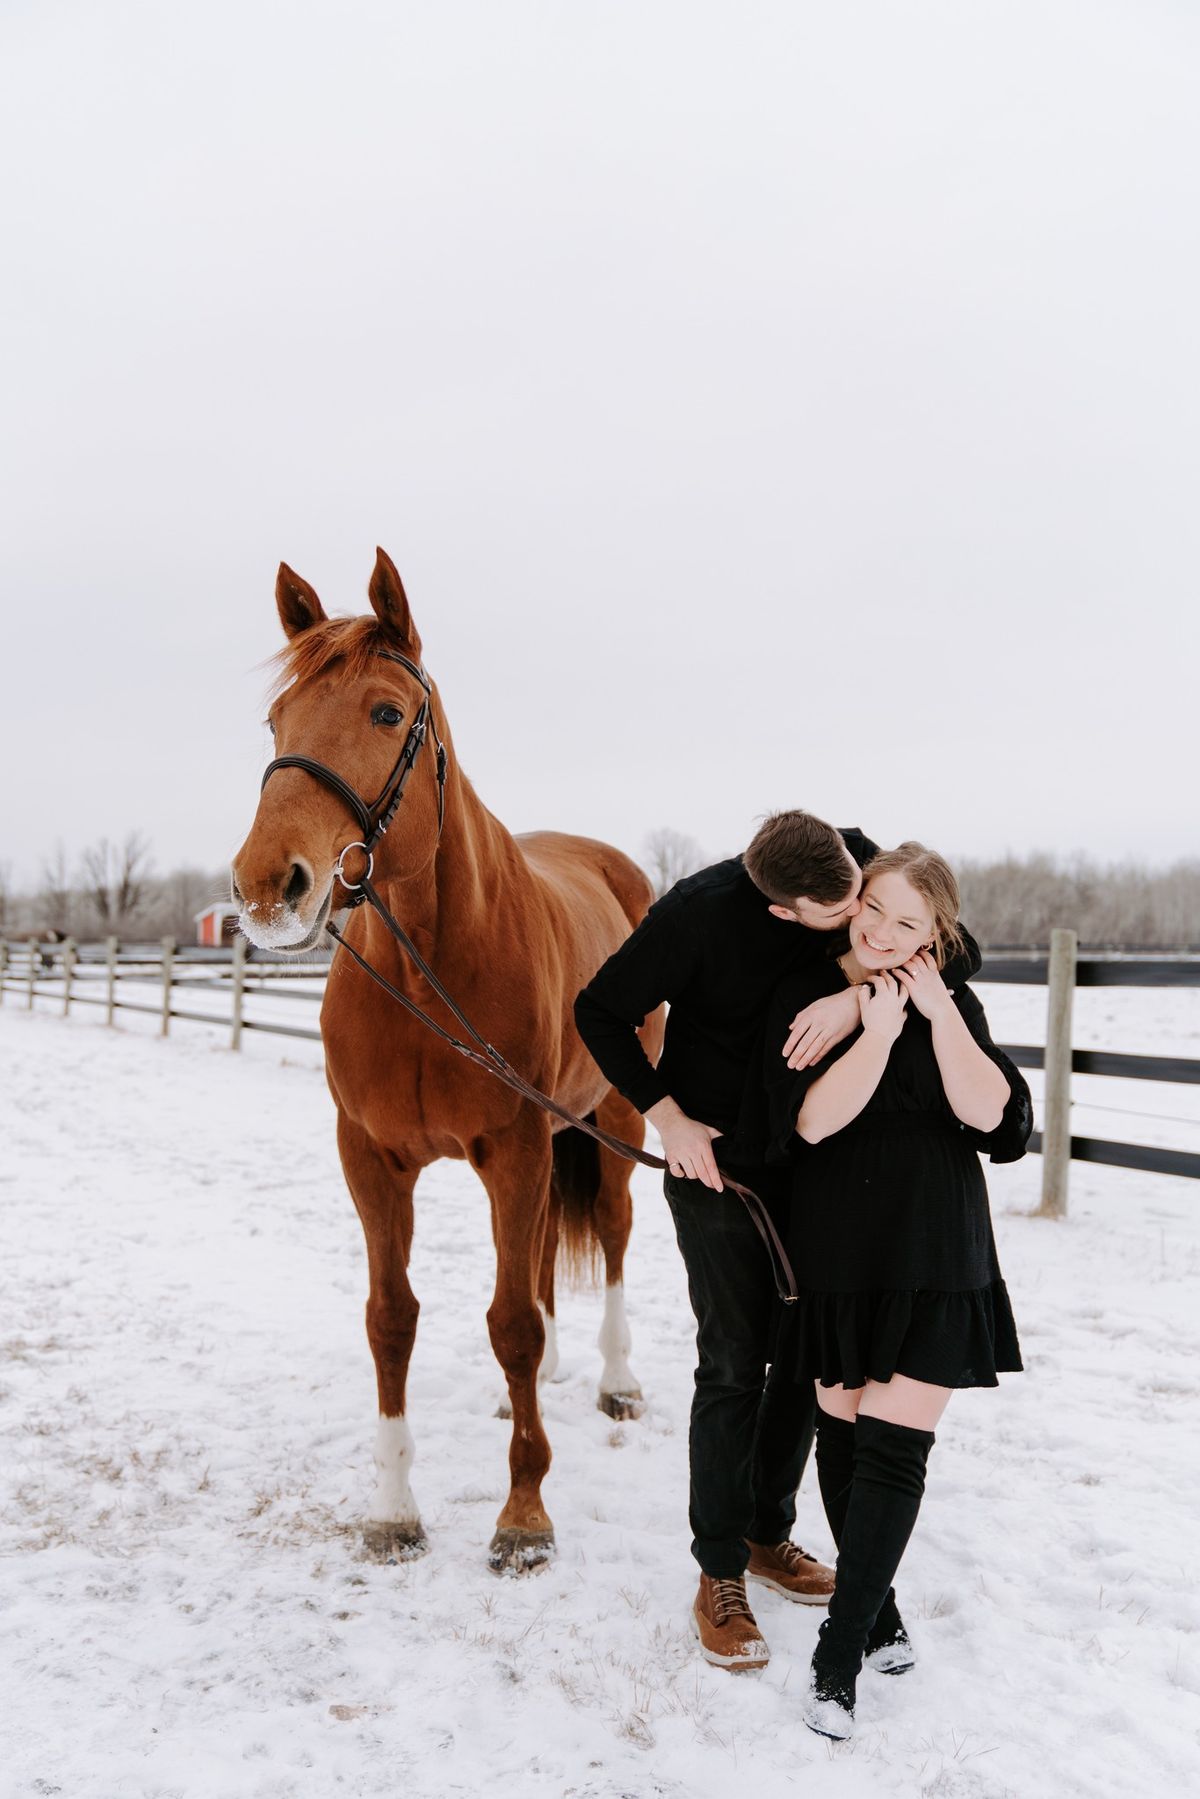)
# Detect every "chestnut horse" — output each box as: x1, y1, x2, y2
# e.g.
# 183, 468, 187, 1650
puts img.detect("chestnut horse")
232, 550, 662, 1573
